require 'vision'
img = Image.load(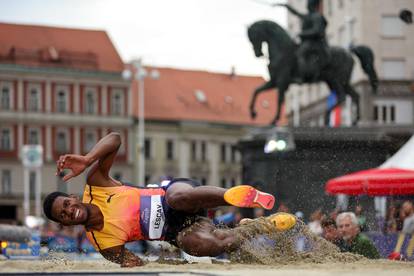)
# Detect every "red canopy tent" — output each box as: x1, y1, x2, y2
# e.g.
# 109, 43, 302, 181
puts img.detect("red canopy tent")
325, 136, 414, 196
325, 168, 414, 196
